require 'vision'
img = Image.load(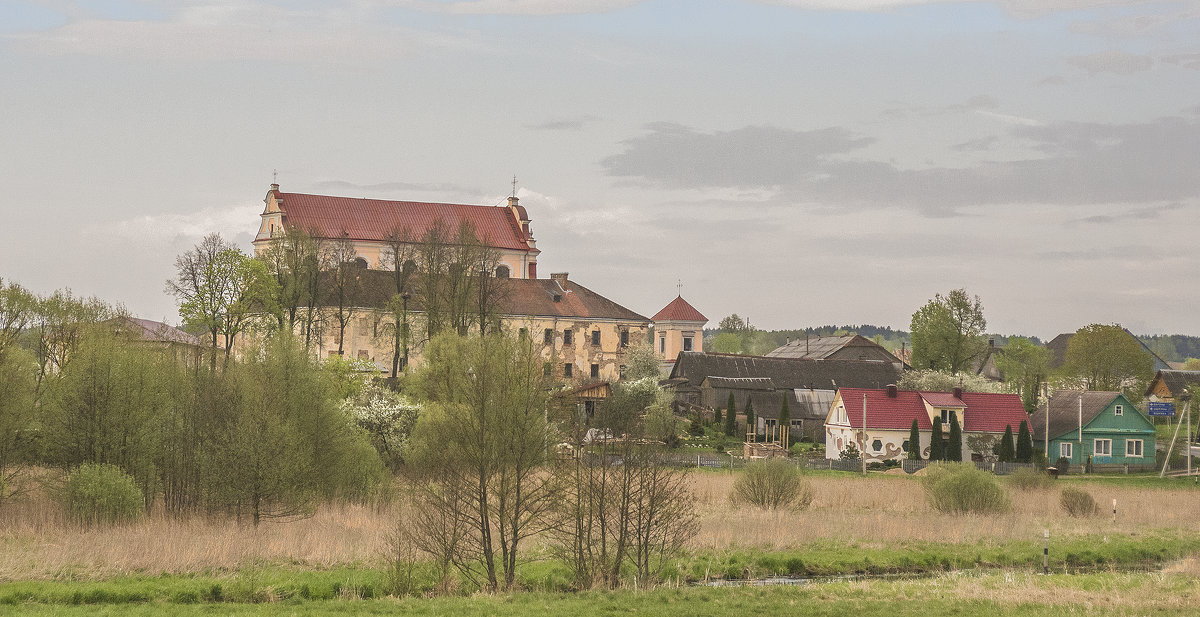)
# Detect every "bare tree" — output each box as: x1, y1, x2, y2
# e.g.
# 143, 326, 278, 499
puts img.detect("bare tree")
322, 232, 363, 356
